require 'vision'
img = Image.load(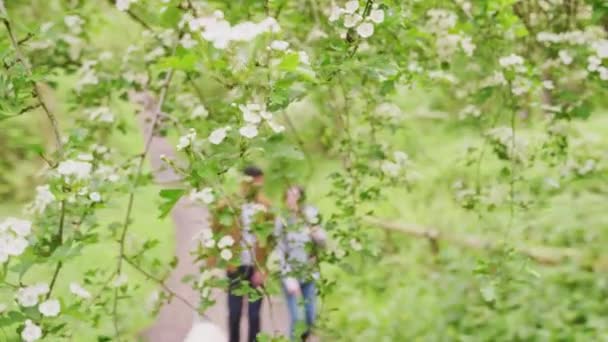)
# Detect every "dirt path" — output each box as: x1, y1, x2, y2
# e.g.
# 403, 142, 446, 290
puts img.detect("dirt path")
132, 93, 288, 342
